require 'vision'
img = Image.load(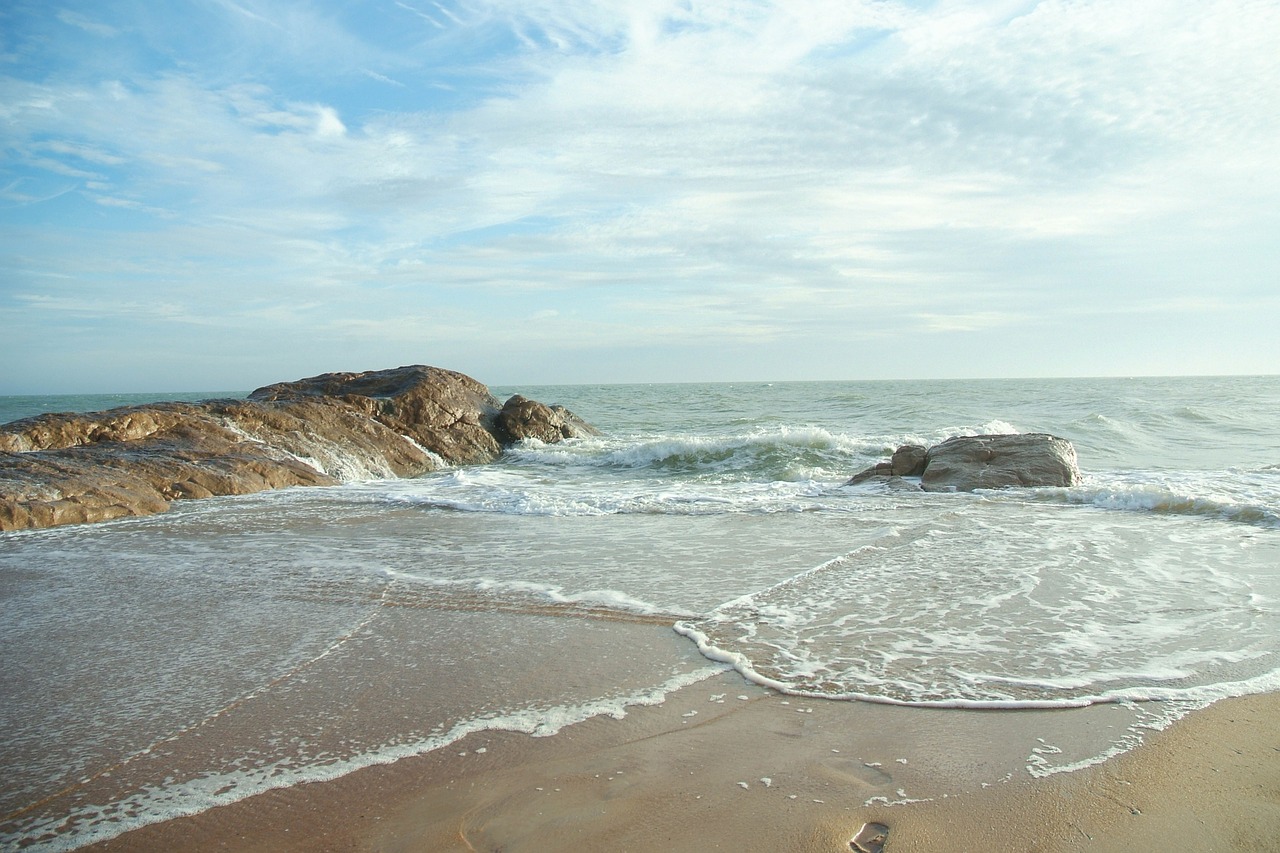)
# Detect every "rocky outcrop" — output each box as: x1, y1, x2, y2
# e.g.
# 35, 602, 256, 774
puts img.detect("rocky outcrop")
0, 366, 596, 532
847, 434, 1081, 492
